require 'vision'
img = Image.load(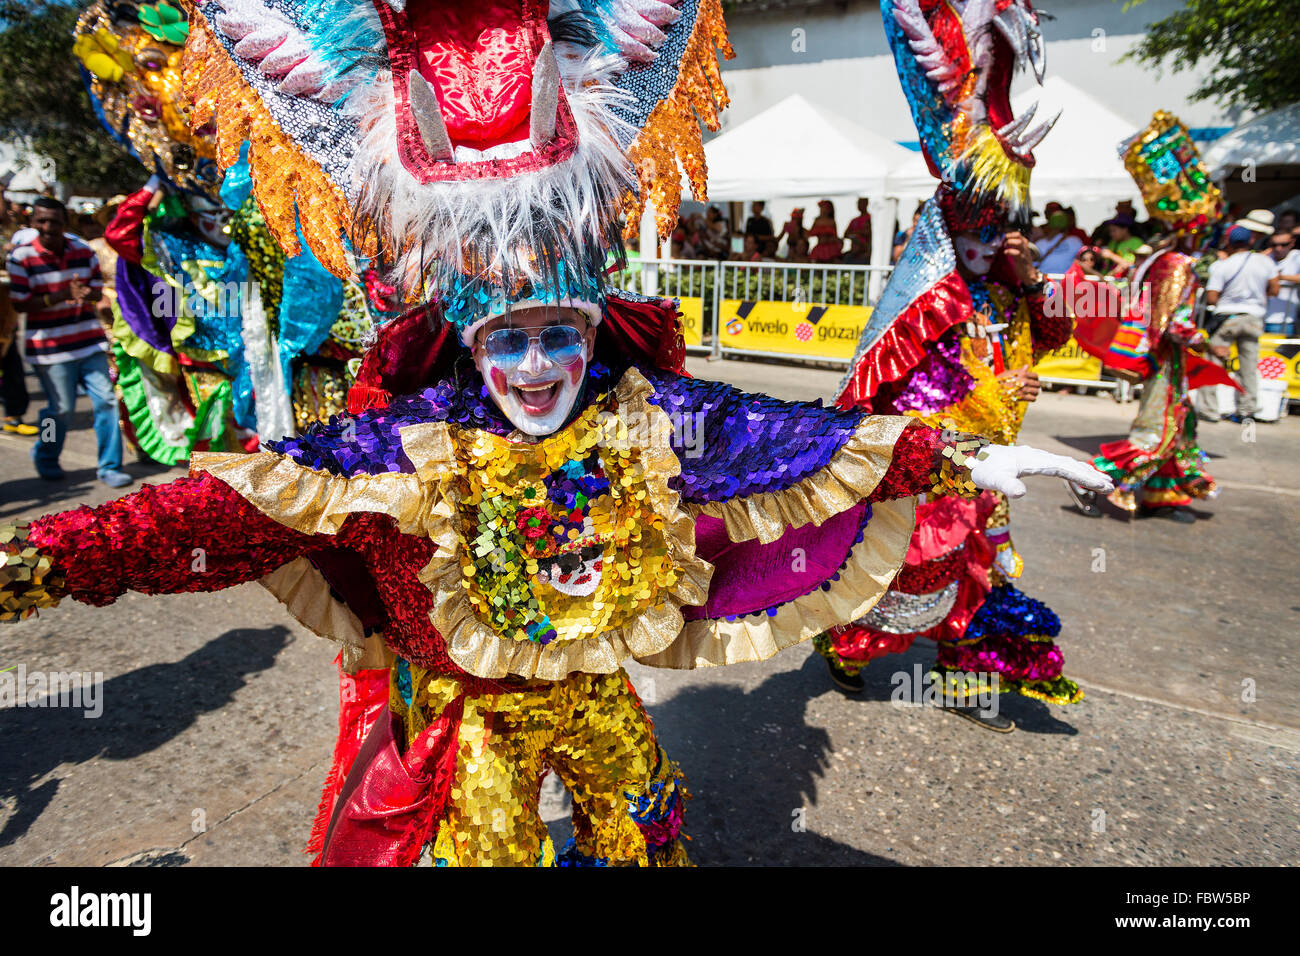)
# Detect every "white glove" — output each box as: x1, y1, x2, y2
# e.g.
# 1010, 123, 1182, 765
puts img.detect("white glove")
969, 444, 1114, 499
144, 175, 163, 194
